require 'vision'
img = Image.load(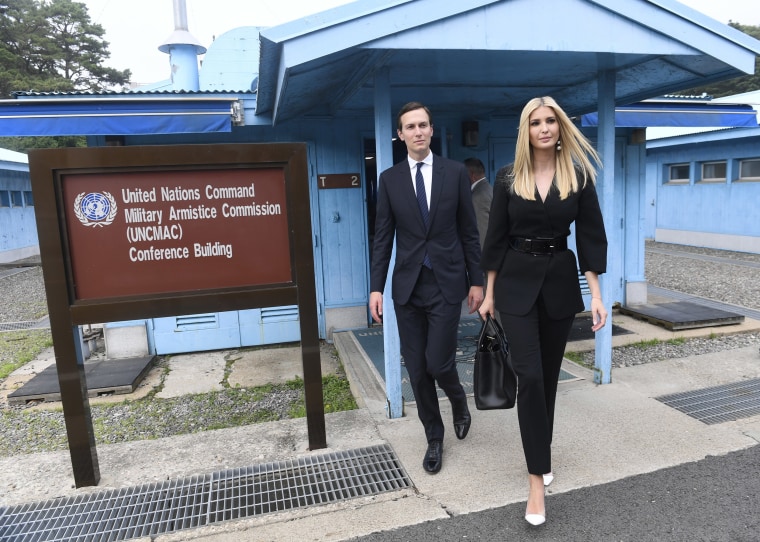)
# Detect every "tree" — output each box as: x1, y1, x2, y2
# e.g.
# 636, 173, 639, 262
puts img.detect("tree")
678, 23, 760, 98
0, 0, 131, 151
43, 0, 130, 91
